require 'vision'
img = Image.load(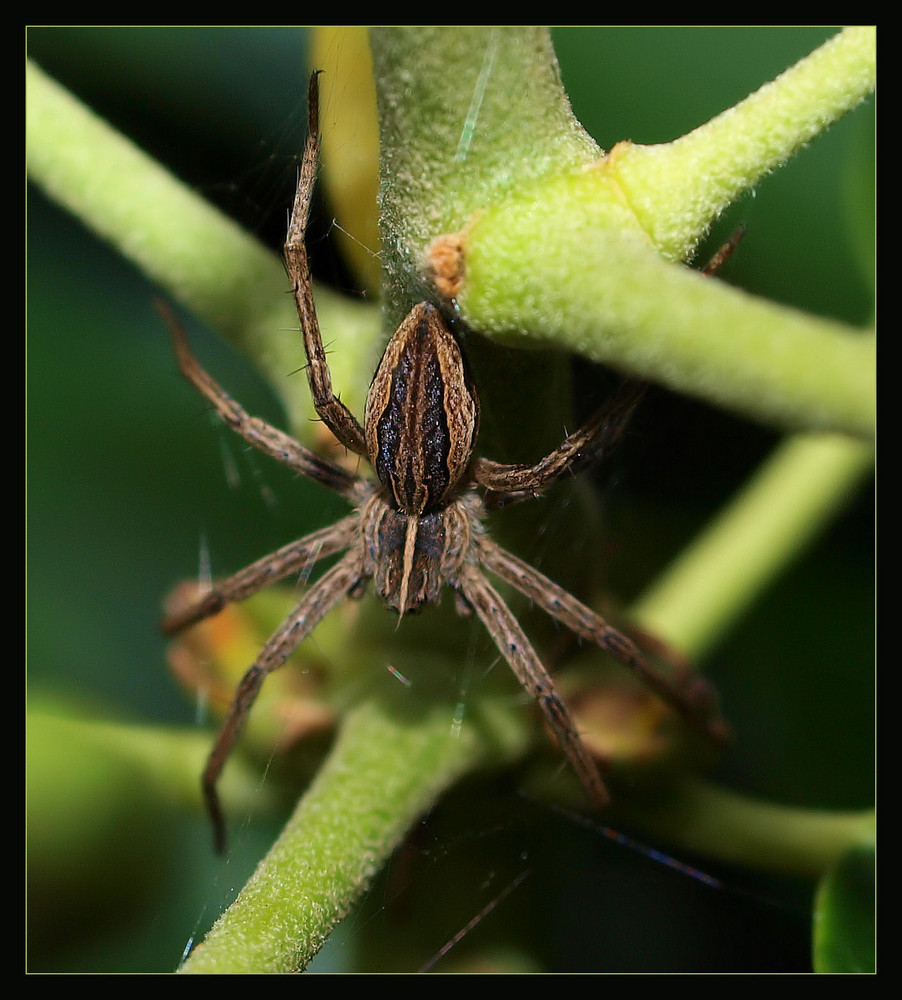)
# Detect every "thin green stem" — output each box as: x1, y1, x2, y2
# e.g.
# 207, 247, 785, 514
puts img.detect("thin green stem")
615, 778, 874, 879
25, 58, 380, 433
616, 429, 873, 878
608, 26, 877, 260
632, 432, 874, 659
